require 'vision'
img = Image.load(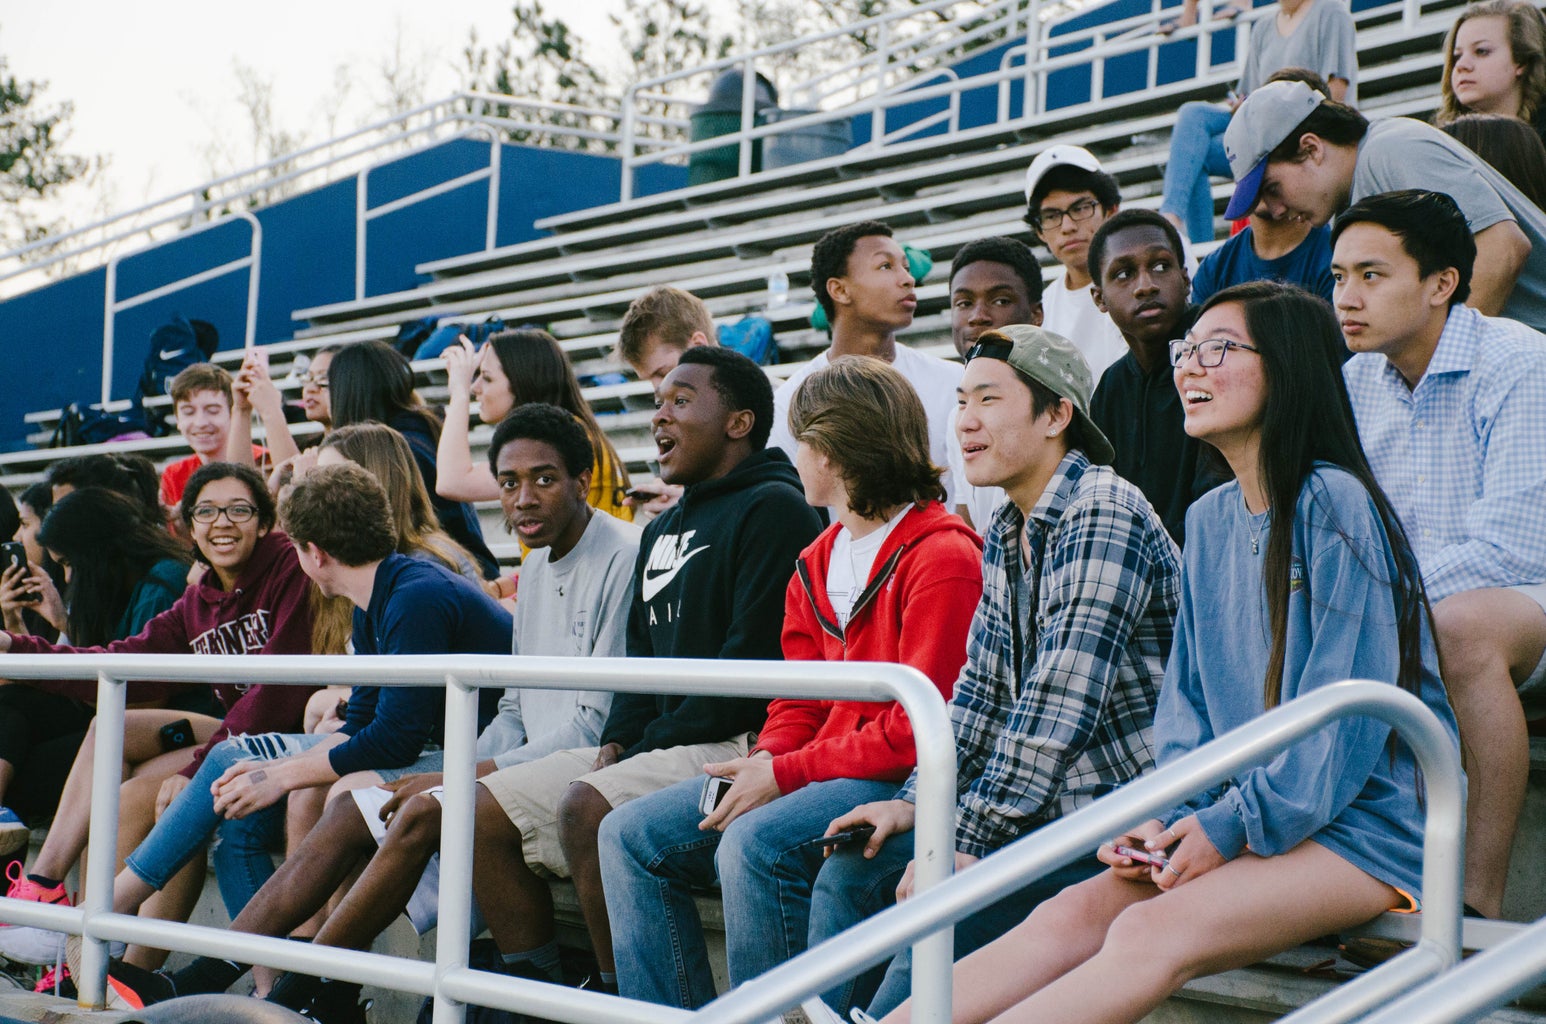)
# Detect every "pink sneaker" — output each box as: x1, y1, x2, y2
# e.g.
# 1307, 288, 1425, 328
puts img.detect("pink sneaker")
0, 862, 71, 965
